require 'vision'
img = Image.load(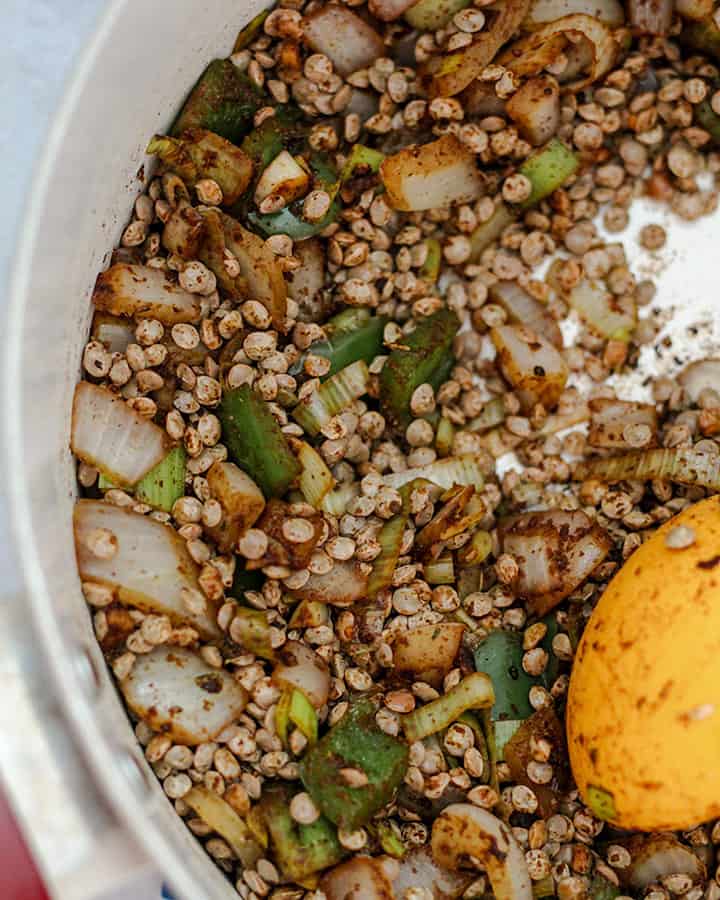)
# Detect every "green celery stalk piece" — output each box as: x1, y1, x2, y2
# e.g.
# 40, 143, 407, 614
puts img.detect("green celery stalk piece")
135, 446, 187, 512
298, 315, 388, 380
327, 307, 372, 335
379, 308, 460, 429
233, 6, 274, 51
97, 447, 186, 513
172, 59, 265, 144
289, 688, 318, 744
218, 385, 301, 498
339, 144, 385, 185
420, 238, 442, 283
299, 699, 409, 831
520, 138, 579, 208
260, 786, 345, 881
146, 129, 253, 206
376, 821, 406, 858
